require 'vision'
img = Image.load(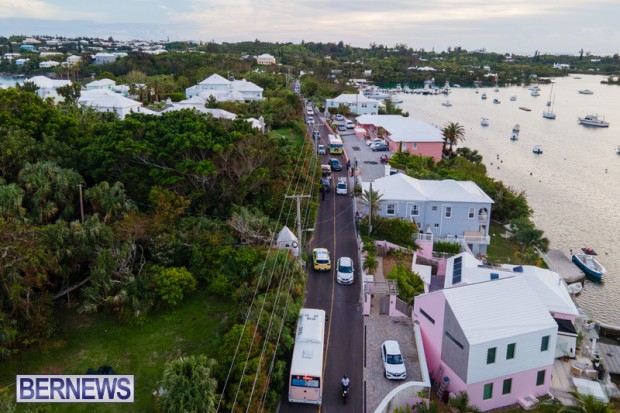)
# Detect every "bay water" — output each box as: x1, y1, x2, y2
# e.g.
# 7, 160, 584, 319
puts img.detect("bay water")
398, 75, 620, 326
